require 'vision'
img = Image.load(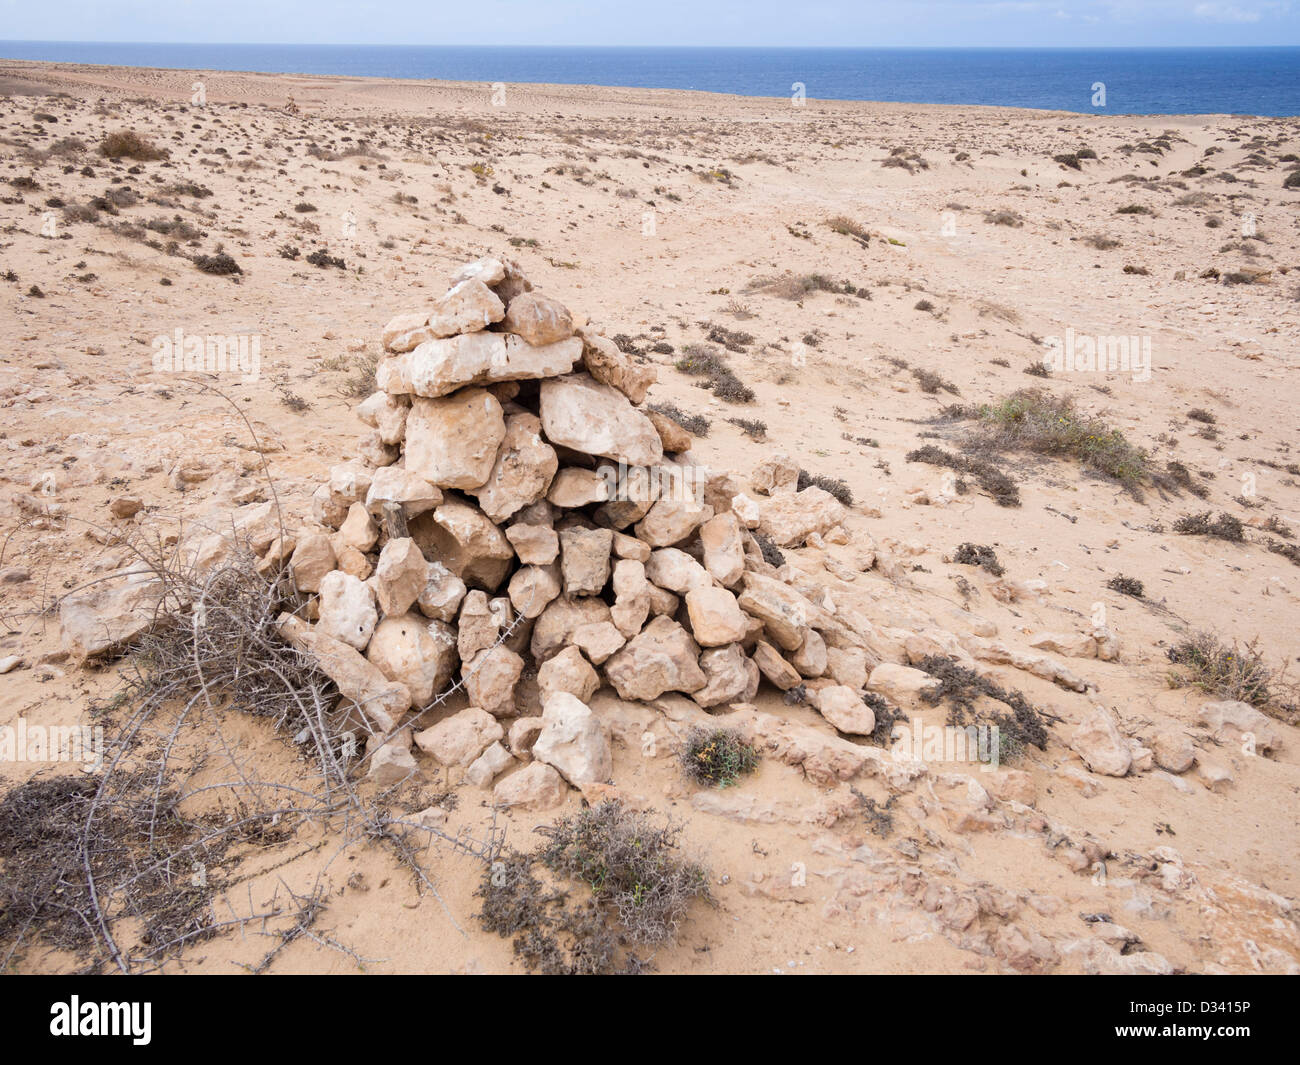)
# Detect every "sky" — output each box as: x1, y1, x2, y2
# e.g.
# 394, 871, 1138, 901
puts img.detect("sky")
0, 0, 1297, 47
